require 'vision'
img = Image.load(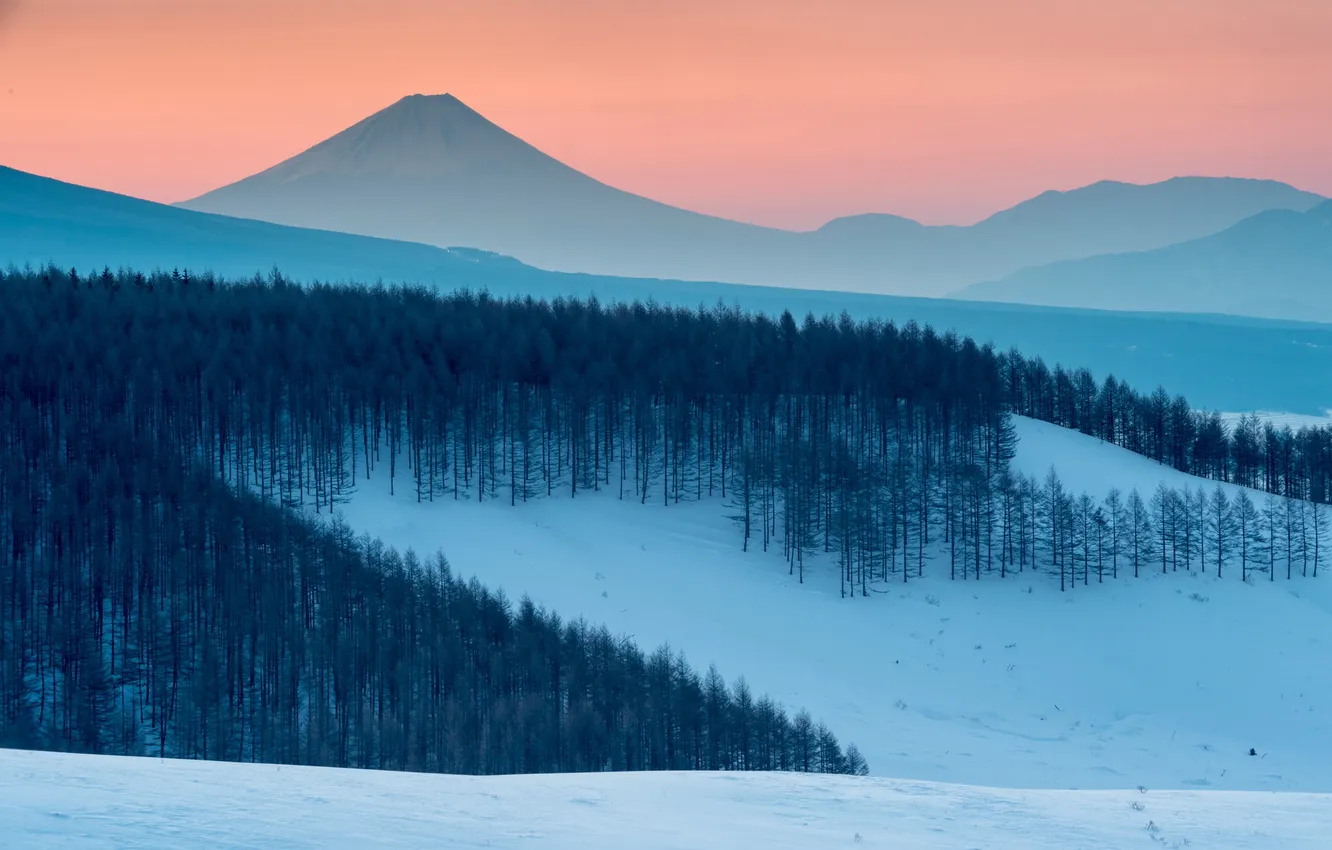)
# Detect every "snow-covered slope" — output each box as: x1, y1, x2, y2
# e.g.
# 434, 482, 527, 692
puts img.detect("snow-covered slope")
332, 416, 1332, 792
1011, 416, 1257, 500
4, 749, 1328, 849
